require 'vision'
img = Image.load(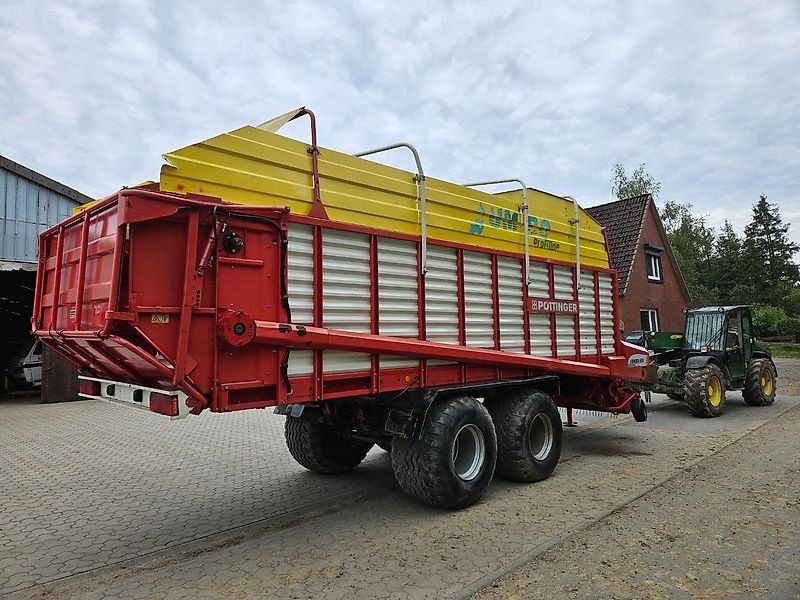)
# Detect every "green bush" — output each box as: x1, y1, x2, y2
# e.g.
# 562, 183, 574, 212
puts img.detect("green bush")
786, 317, 800, 343
752, 304, 788, 338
